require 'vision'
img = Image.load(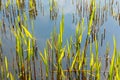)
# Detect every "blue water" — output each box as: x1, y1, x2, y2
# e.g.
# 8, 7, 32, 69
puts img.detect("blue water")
0, 0, 120, 79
